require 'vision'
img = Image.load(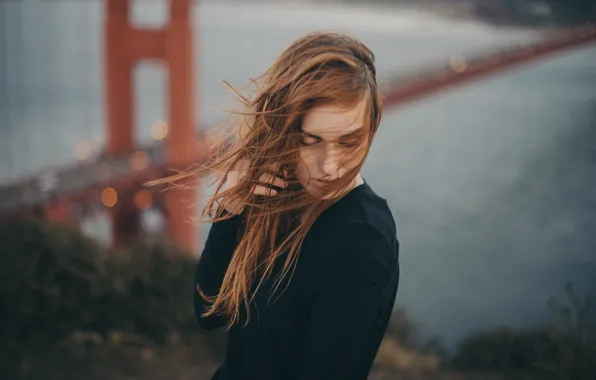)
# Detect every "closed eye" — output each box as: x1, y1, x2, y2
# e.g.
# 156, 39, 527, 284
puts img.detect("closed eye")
340, 140, 361, 149
300, 134, 321, 146
300, 129, 365, 148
